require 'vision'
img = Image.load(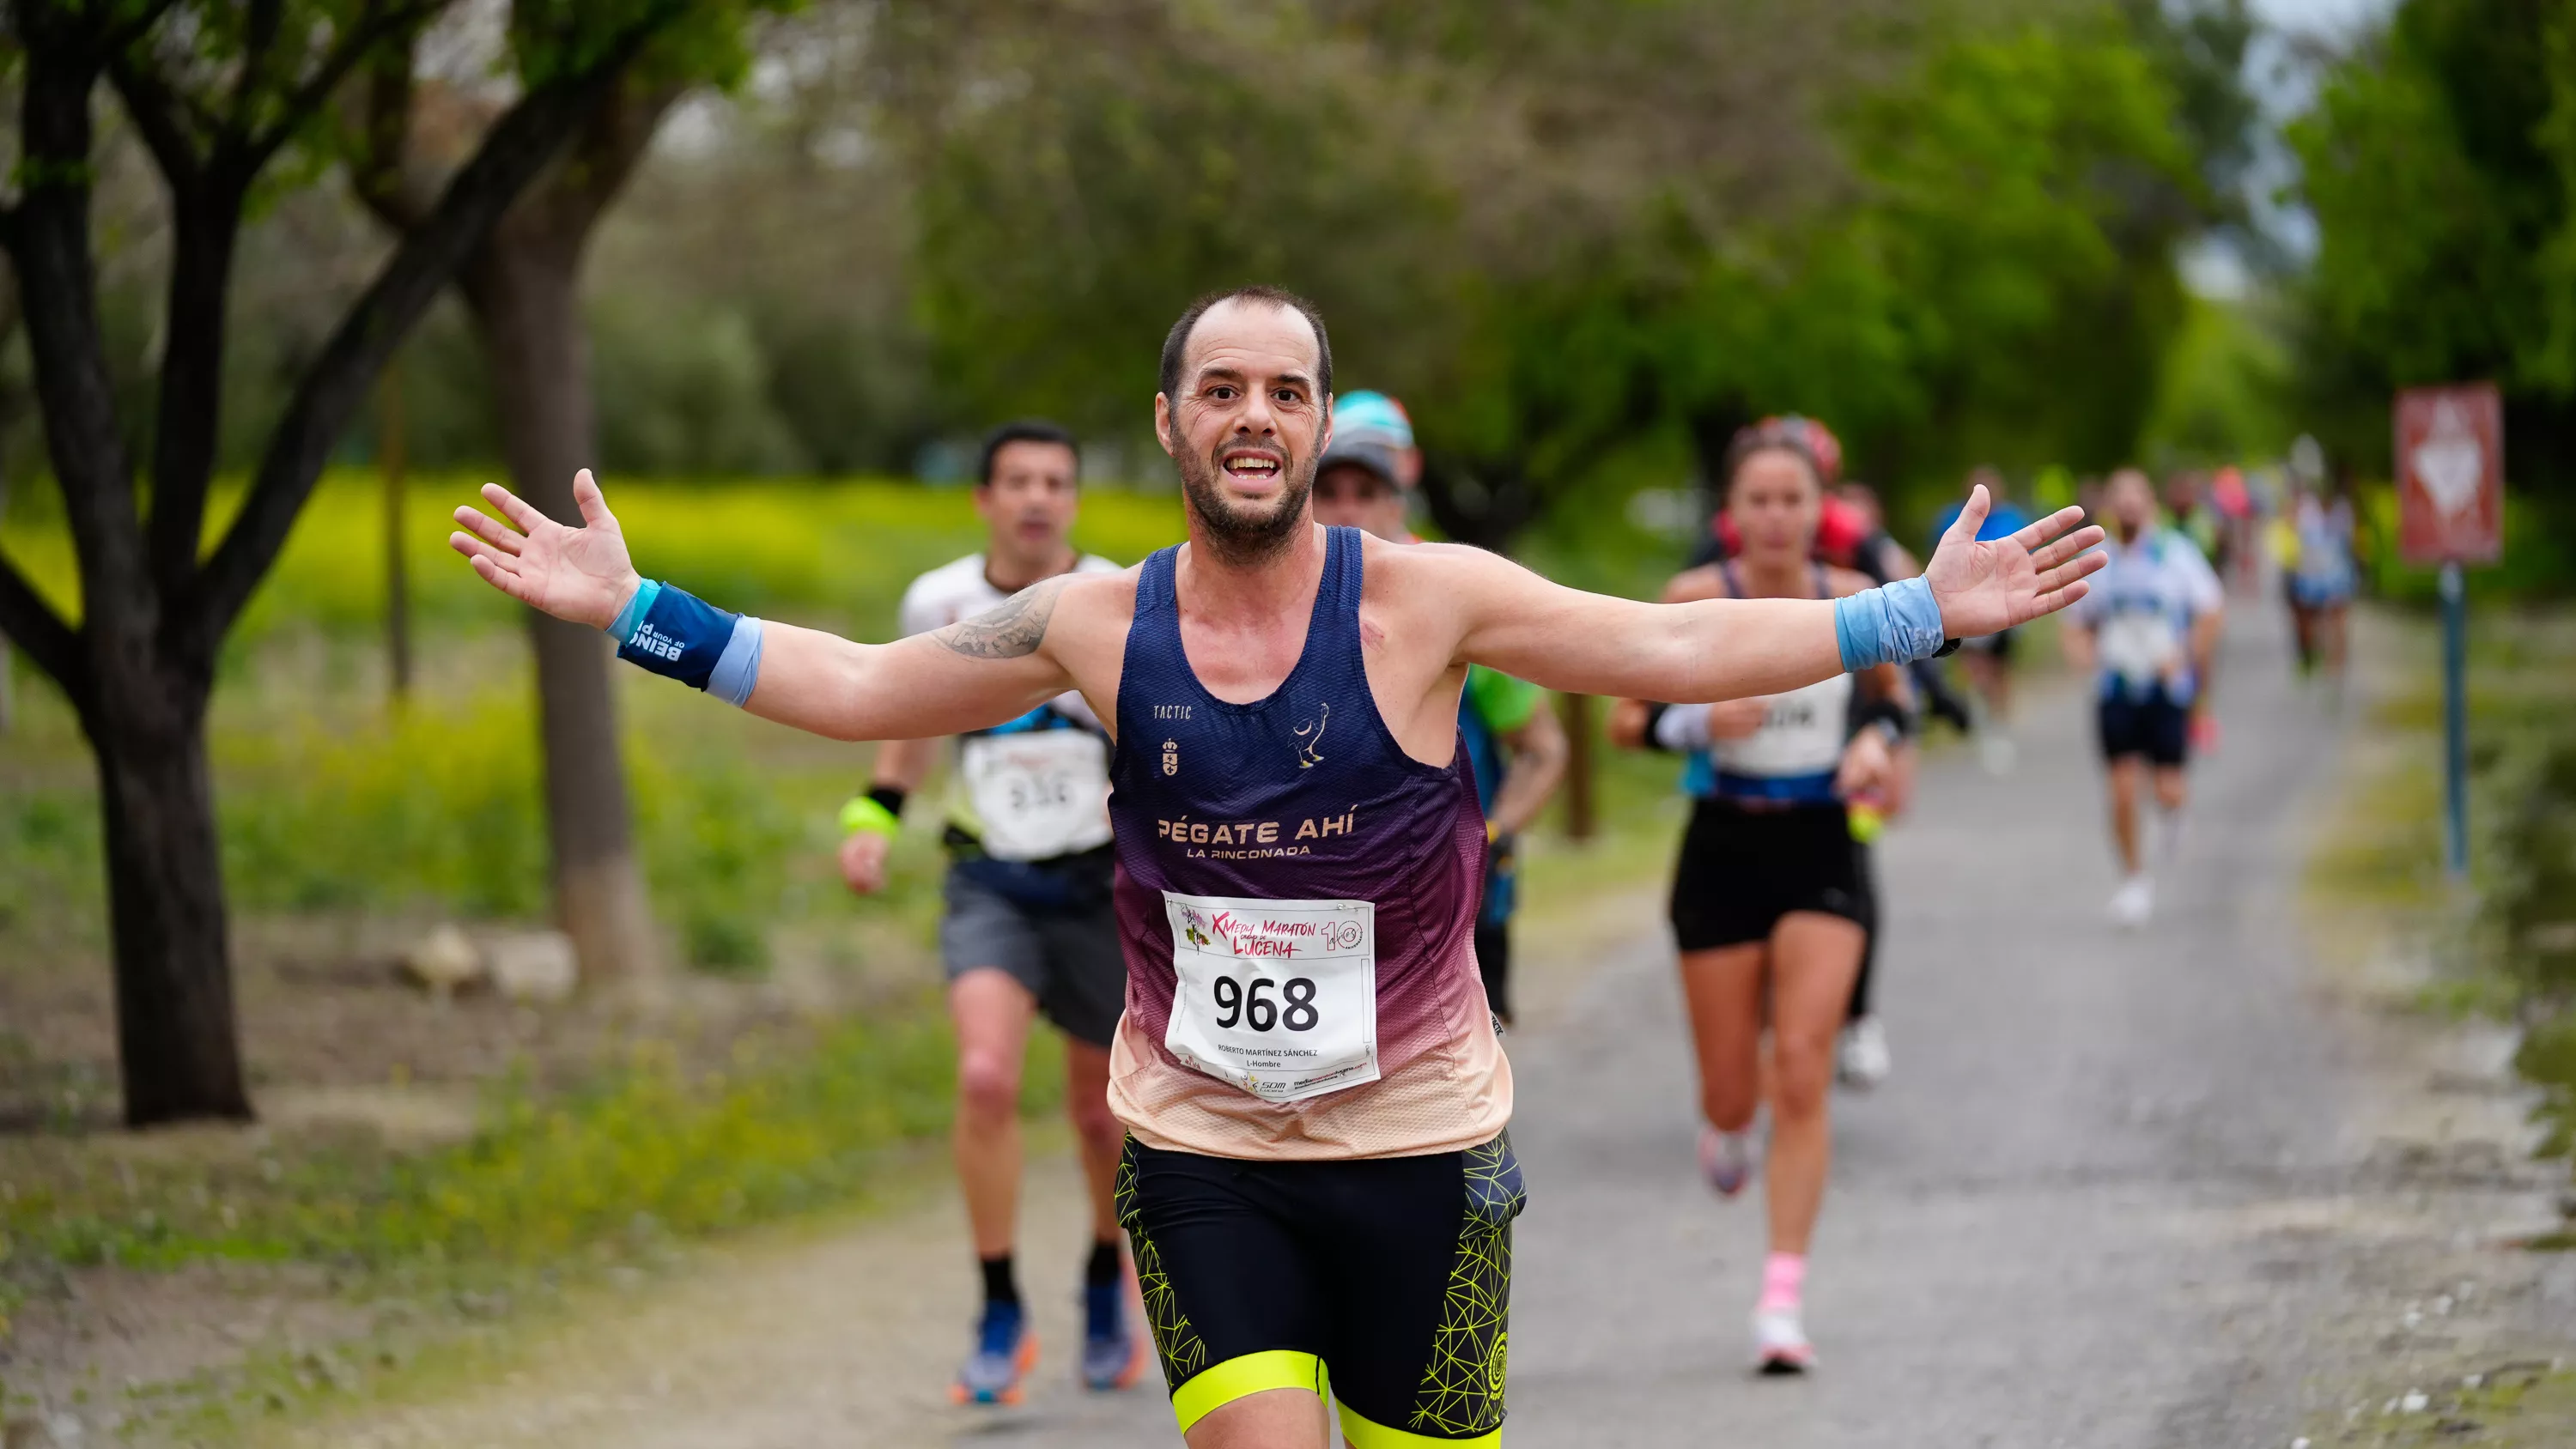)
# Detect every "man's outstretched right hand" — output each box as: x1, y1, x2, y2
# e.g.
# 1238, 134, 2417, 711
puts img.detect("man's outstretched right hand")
450, 469, 643, 630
